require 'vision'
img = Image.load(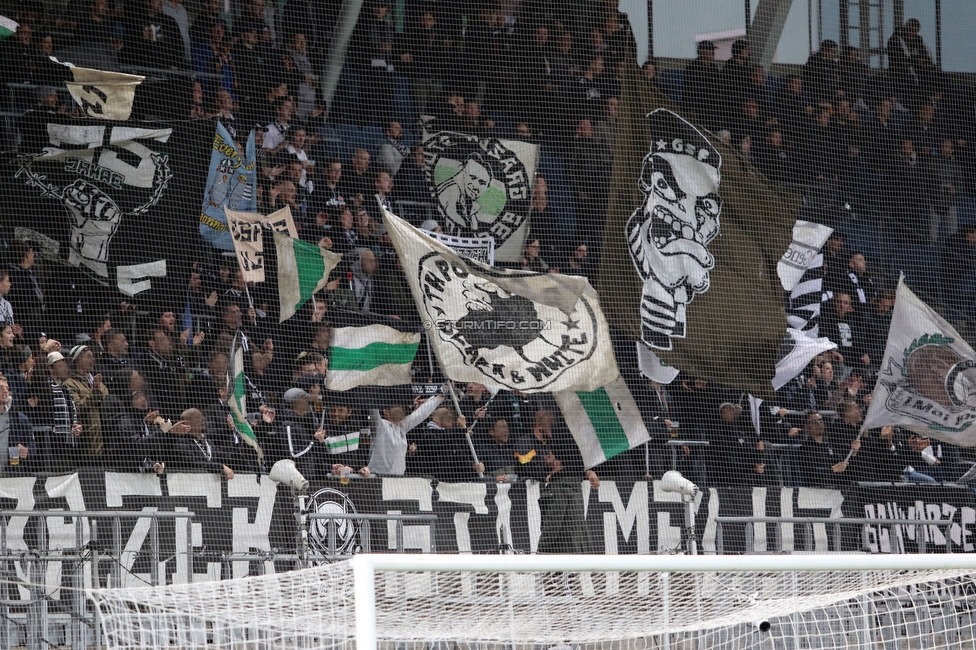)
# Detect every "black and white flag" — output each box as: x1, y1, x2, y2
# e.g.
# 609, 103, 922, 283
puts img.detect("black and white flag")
382, 206, 619, 393
421, 117, 538, 264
